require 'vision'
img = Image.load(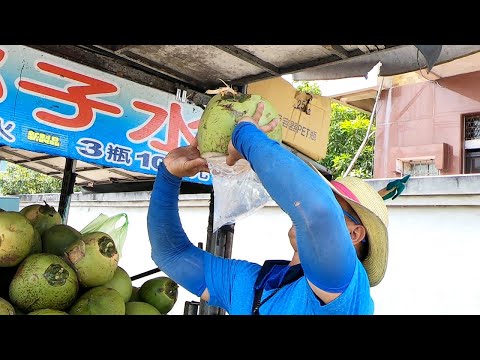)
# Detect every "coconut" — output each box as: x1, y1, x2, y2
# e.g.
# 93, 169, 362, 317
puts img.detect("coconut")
197, 86, 282, 158
20, 202, 62, 236
69, 286, 125, 315
0, 296, 15, 315
0, 211, 35, 267
64, 231, 119, 287
125, 301, 161, 315
129, 285, 141, 302
102, 266, 132, 302
28, 309, 68, 315
42, 224, 82, 257
9, 253, 79, 312
28, 228, 42, 255
138, 276, 178, 315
